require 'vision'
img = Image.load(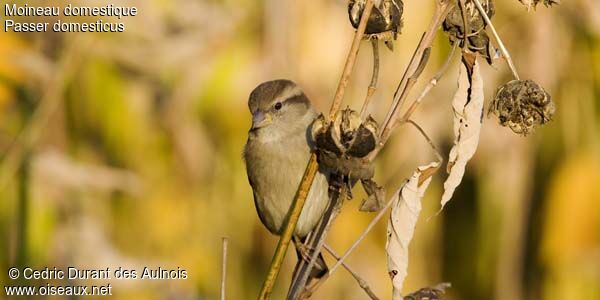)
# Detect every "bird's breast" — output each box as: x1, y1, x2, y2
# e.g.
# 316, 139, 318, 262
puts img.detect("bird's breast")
245, 128, 329, 237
